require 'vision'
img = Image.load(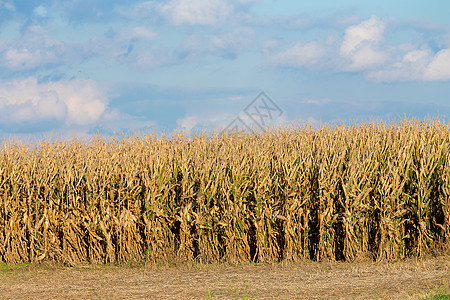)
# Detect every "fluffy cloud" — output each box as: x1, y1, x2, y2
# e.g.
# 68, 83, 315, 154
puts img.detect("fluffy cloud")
0, 78, 109, 129
161, 0, 233, 25
367, 48, 432, 81
267, 16, 388, 72
423, 49, 450, 81
339, 16, 387, 70
344, 45, 387, 71
340, 16, 385, 55
268, 15, 450, 82
368, 47, 450, 82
